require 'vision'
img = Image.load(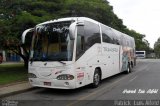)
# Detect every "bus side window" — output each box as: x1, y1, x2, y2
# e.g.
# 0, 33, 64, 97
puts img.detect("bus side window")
76, 21, 101, 60
77, 36, 85, 51
101, 24, 114, 44
84, 21, 101, 50
121, 35, 127, 46
113, 35, 120, 45
76, 26, 85, 60
111, 29, 121, 45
